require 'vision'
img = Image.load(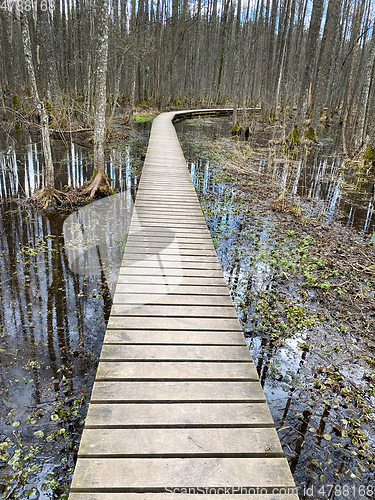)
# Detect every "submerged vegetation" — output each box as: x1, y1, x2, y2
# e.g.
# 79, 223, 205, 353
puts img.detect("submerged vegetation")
176, 117, 375, 494
0, 124, 149, 498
